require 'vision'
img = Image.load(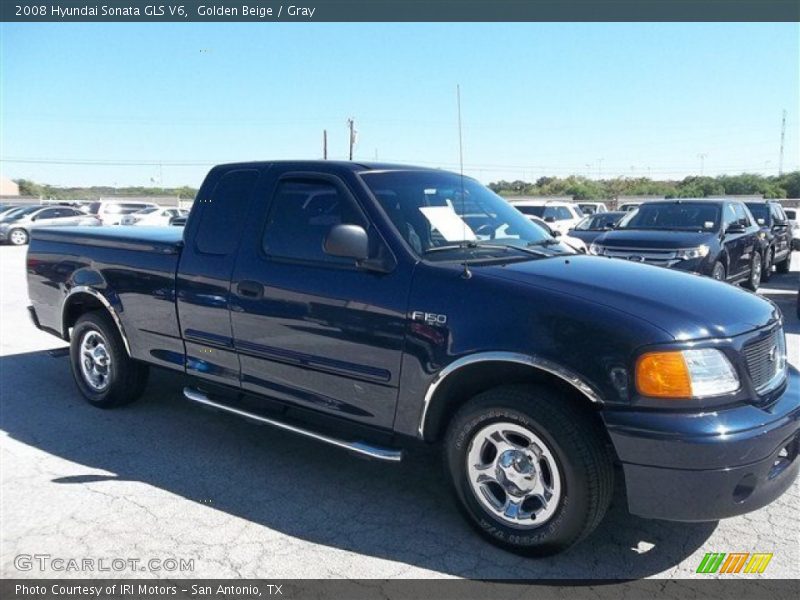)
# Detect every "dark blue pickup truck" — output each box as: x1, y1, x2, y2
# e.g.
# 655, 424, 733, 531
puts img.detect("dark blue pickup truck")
26, 162, 799, 556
